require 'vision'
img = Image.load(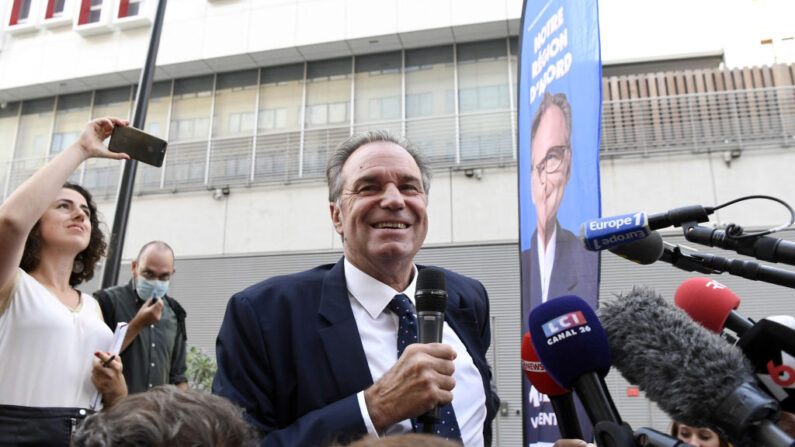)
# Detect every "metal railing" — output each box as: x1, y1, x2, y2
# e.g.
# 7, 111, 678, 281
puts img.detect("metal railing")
600, 86, 795, 157
1, 86, 793, 200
